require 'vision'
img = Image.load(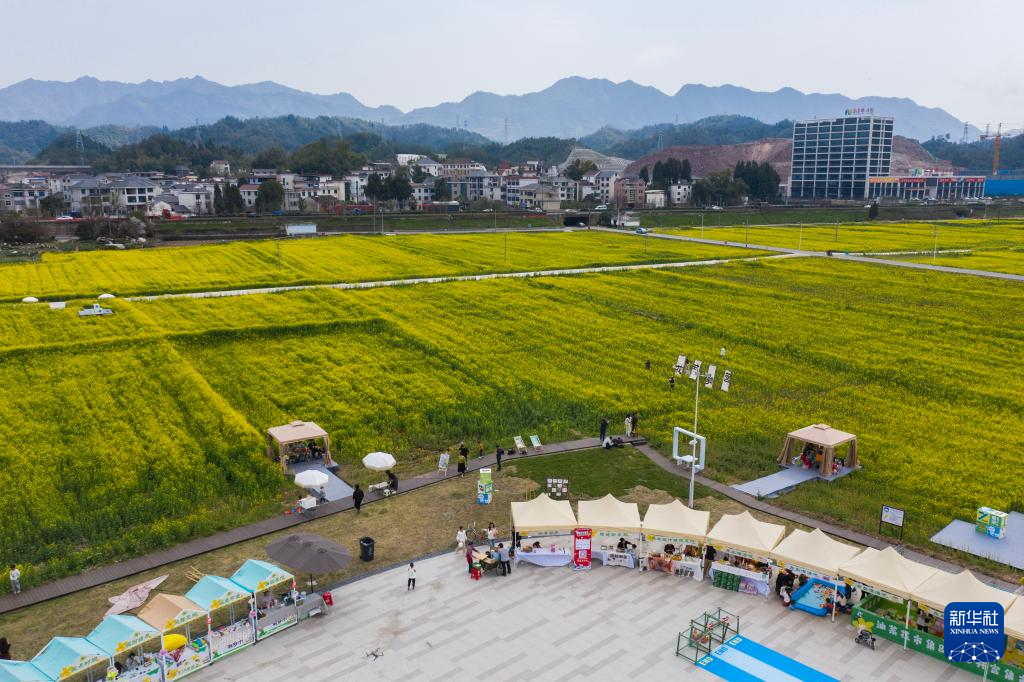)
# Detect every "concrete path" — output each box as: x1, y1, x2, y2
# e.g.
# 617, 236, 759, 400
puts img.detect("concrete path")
127, 254, 792, 301
190, 549, 973, 682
